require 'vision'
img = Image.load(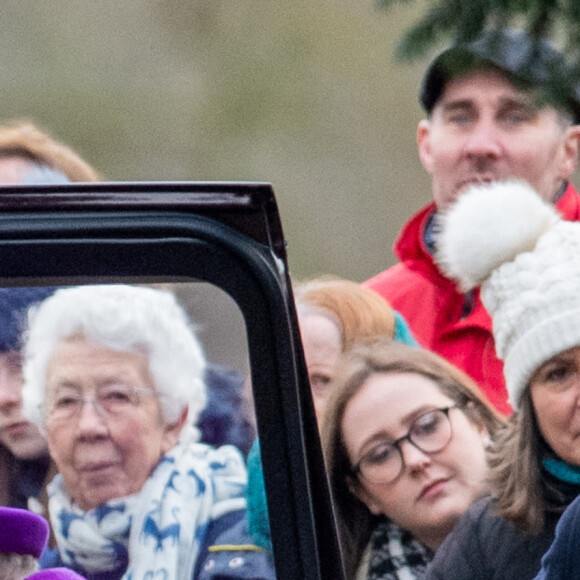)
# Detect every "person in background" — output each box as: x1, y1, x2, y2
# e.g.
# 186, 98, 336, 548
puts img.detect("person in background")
227, 277, 418, 578
0, 122, 254, 526
0, 121, 99, 184
294, 276, 416, 425
21, 285, 249, 579
0, 121, 99, 524
424, 181, 580, 578
322, 339, 504, 579
532, 492, 580, 580
198, 362, 255, 459
364, 27, 580, 416
0, 288, 56, 512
